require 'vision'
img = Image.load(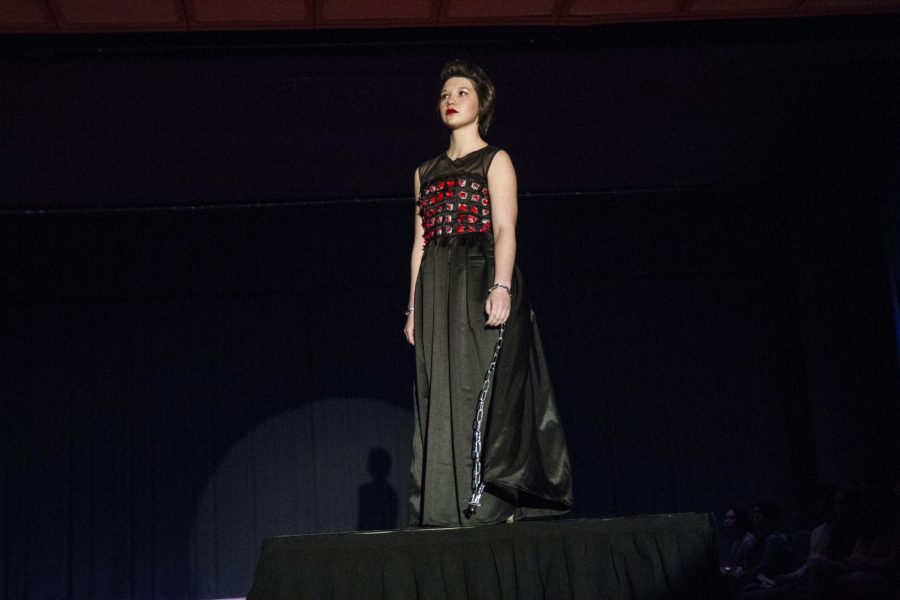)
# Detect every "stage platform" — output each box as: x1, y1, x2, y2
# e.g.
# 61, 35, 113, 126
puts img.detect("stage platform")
247, 513, 717, 600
